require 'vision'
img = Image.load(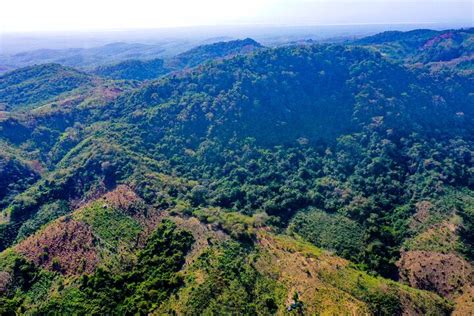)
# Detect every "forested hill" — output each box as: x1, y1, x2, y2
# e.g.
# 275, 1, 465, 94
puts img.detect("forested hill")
356, 29, 442, 46
93, 58, 168, 80
110, 44, 473, 146
0, 63, 92, 111
355, 28, 474, 73
167, 37, 263, 69
92, 38, 264, 81
0, 32, 473, 314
